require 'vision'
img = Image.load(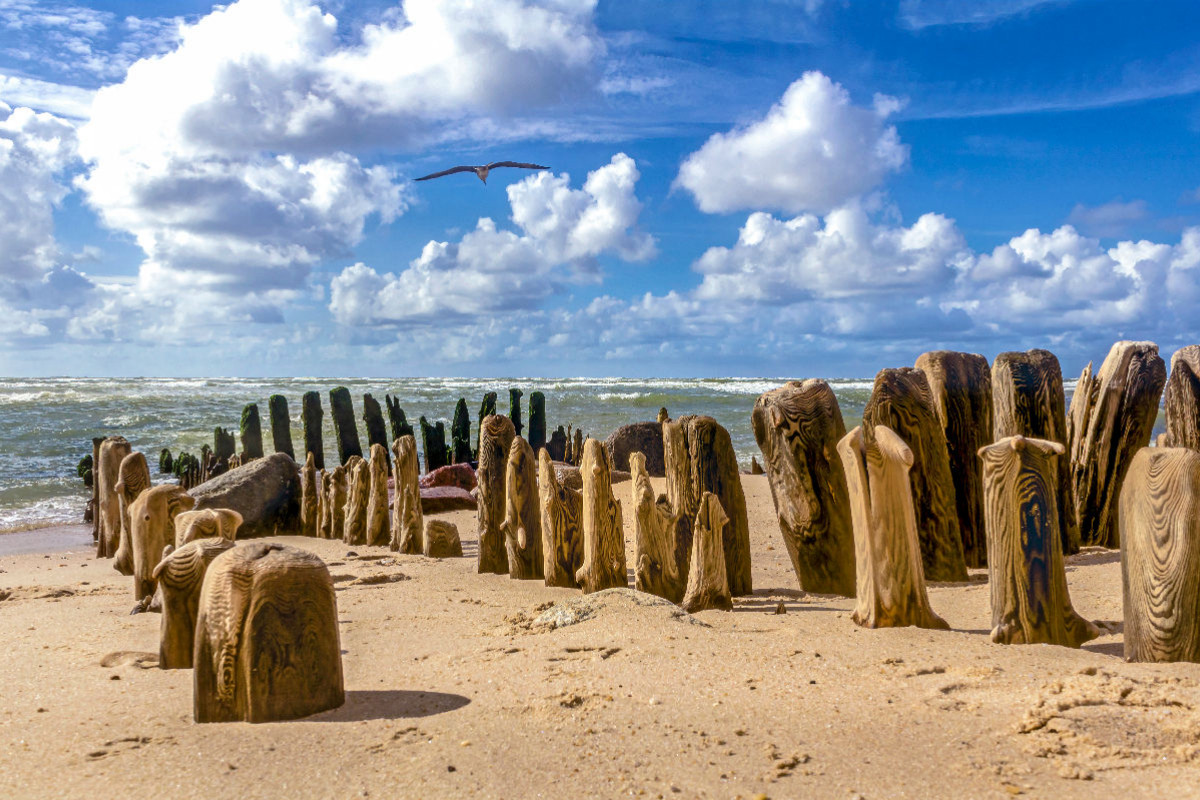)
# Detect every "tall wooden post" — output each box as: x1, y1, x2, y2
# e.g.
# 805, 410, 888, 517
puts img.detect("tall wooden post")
476, 415, 515, 574
268, 395, 294, 459
329, 387, 363, 465
529, 391, 546, 454
539, 449, 582, 588
362, 394, 390, 469
451, 398, 472, 463
240, 403, 264, 461
1163, 345, 1200, 450
501, 436, 543, 579
302, 391, 324, 471
576, 438, 627, 594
